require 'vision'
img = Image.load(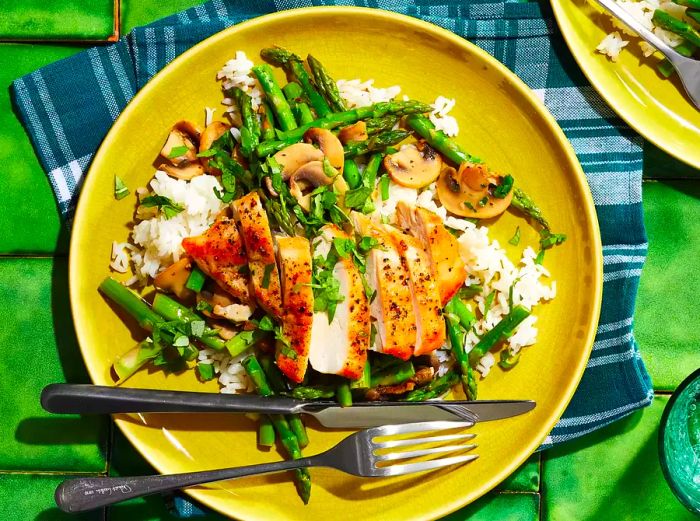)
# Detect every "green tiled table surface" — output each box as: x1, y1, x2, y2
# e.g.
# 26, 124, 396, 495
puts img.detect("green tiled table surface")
0, 2, 698, 520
